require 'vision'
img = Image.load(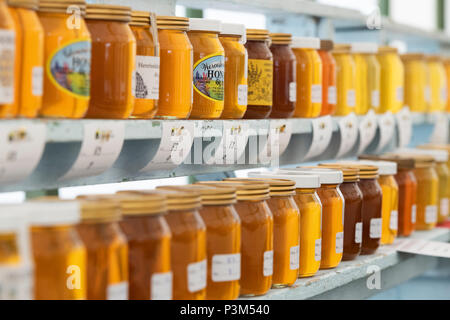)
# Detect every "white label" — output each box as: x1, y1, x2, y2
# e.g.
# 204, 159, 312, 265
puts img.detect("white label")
370, 218, 382, 239
289, 245, 300, 270
328, 86, 337, 105
355, 222, 362, 244
0, 123, 46, 185
376, 112, 396, 152
371, 90, 380, 108
396, 87, 404, 102
304, 116, 333, 160
263, 250, 273, 277
237, 84, 248, 105
31, 66, 43, 96
425, 205, 438, 224
211, 253, 240, 282
394, 239, 450, 258
107, 281, 128, 300
187, 260, 206, 293
335, 232, 344, 254
395, 107, 412, 148
311, 84, 322, 103
314, 239, 322, 261
259, 120, 292, 163
289, 82, 297, 102
337, 112, 359, 158
440, 198, 449, 217
441, 87, 447, 103
390, 210, 398, 231
214, 120, 249, 165
0, 30, 15, 104
61, 122, 125, 180
0, 265, 33, 300
347, 89, 356, 107
412, 204, 417, 223
135, 55, 160, 100
358, 110, 378, 154
151, 272, 172, 300
425, 86, 431, 103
